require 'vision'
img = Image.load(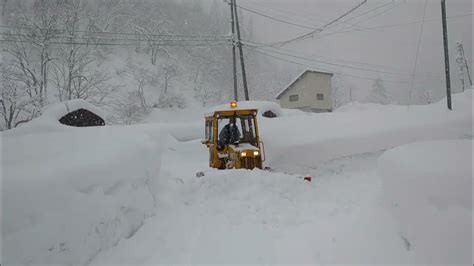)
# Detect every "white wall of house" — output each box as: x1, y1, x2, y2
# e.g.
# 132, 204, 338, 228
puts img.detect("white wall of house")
278, 71, 333, 112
